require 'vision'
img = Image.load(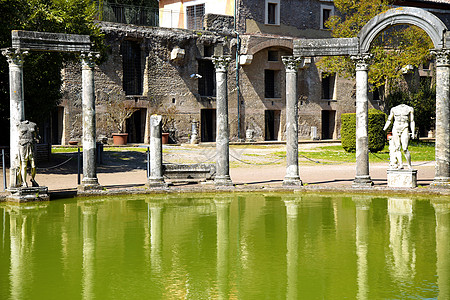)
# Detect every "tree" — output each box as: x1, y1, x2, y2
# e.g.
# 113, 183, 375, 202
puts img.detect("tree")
0, 0, 105, 145
317, 0, 433, 92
